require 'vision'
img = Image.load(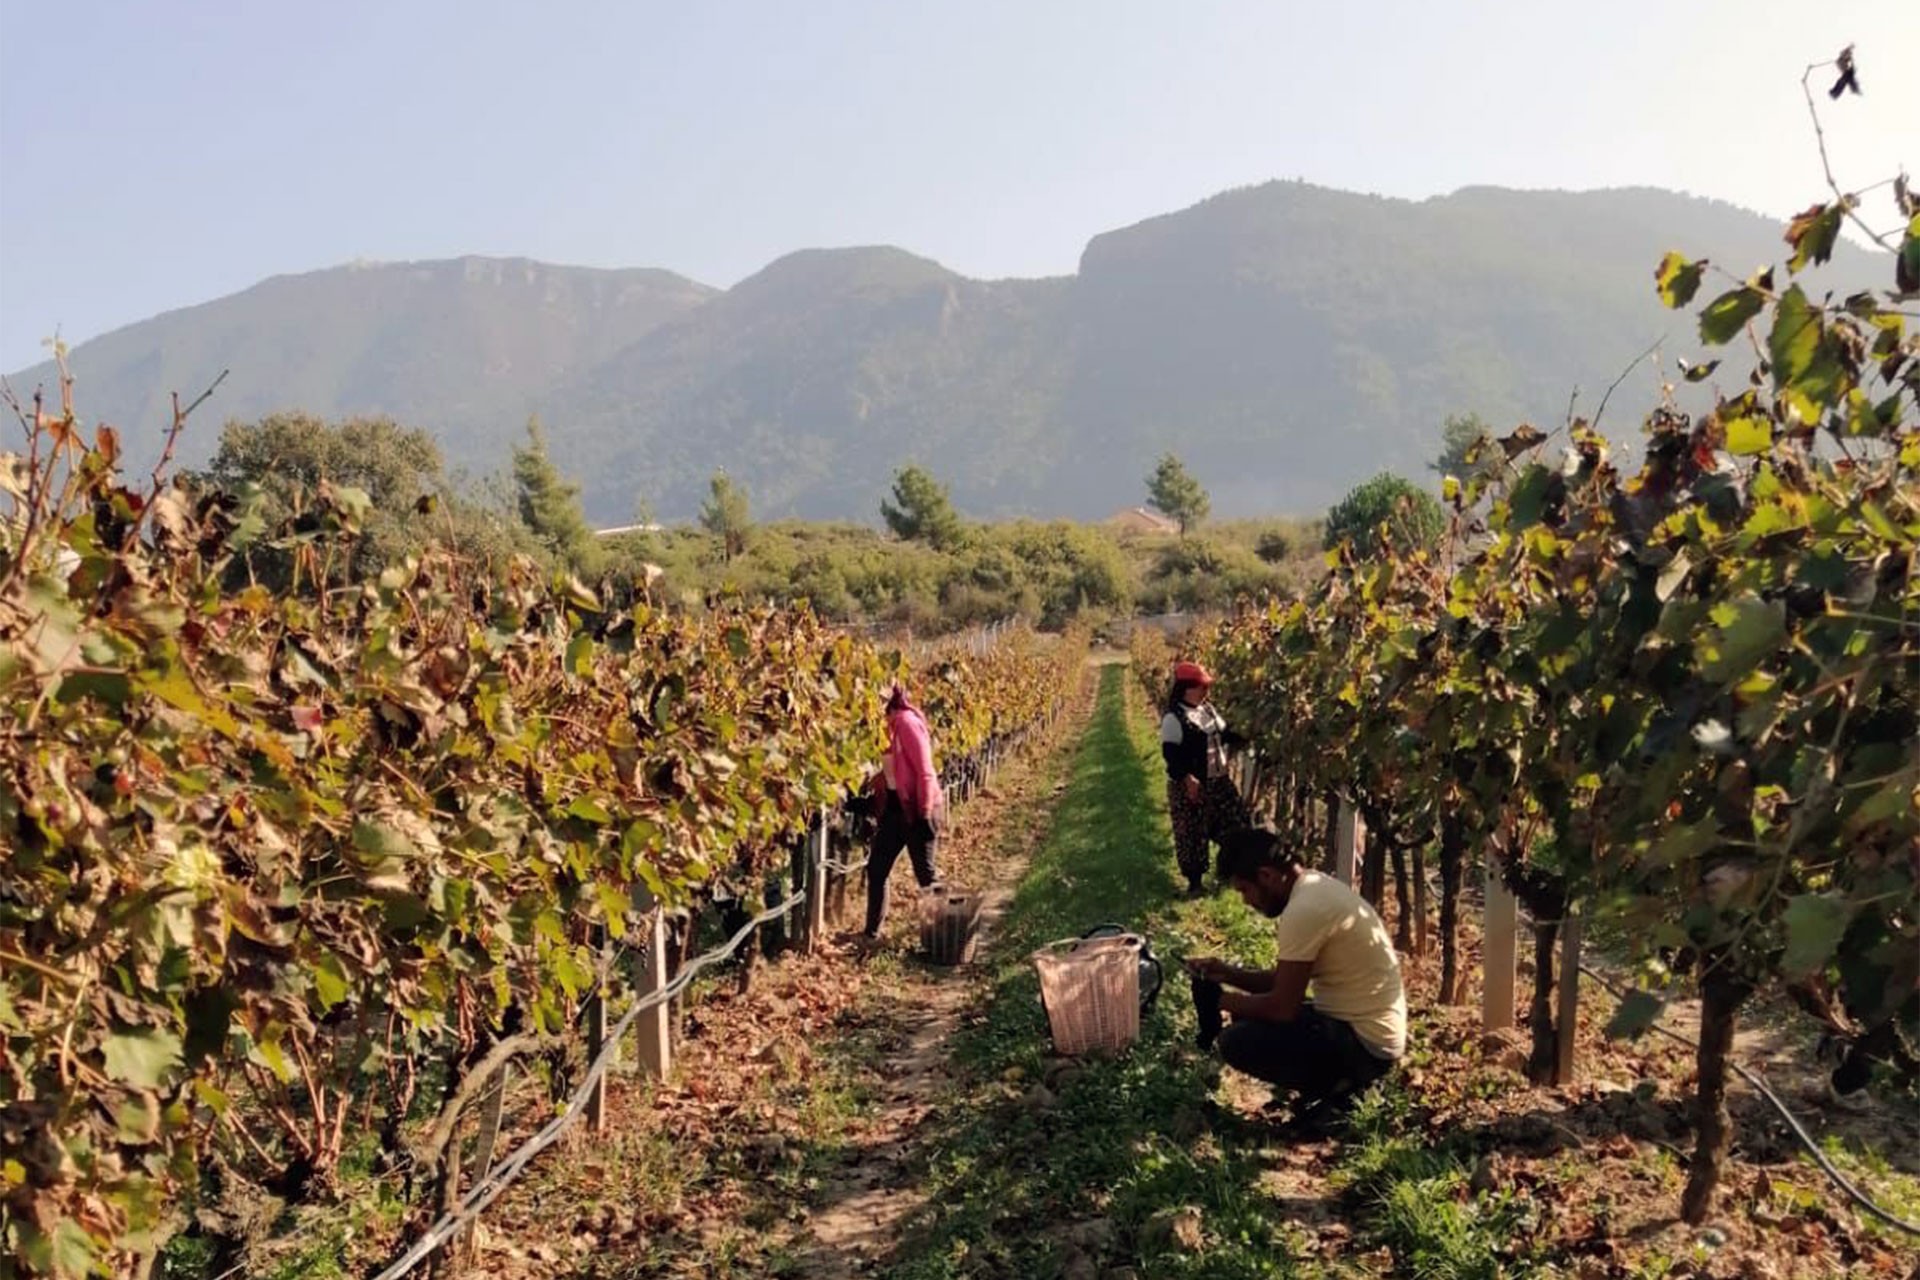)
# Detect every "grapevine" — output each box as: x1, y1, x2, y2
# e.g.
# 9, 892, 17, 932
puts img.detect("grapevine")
0, 389, 1083, 1276
1200, 187, 1919, 1221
